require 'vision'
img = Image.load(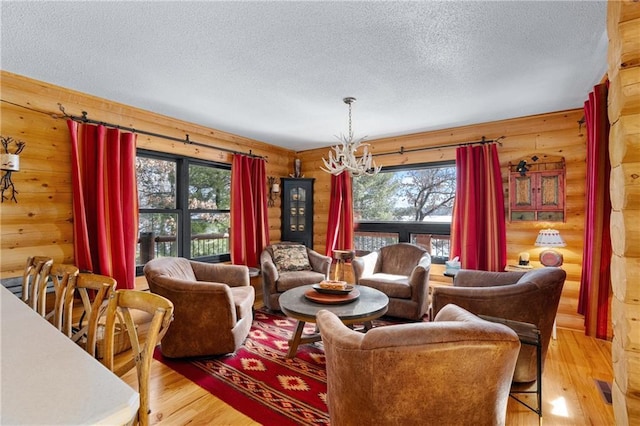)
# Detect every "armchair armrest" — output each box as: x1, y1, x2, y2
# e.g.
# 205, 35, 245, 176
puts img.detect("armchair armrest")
453, 269, 526, 288
431, 281, 540, 320
408, 254, 432, 287
190, 261, 249, 287
352, 251, 379, 282
260, 250, 279, 294
149, 276, 238, 323
307, 250, 331, 278
316, 310, 365, 350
